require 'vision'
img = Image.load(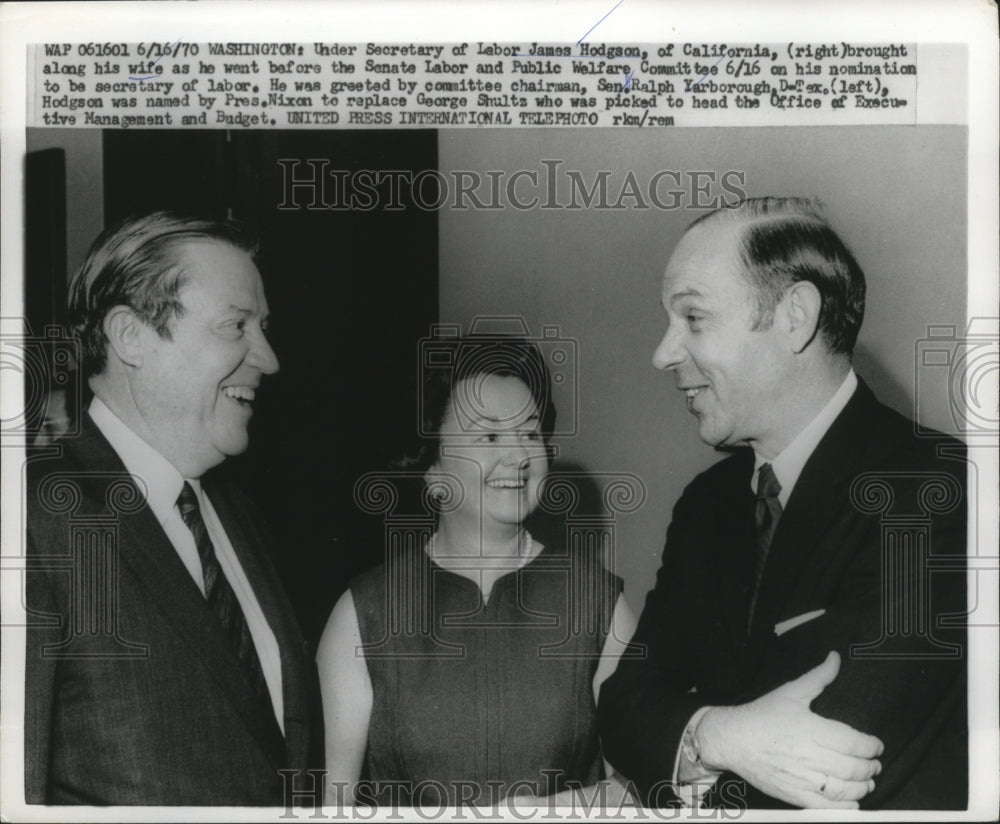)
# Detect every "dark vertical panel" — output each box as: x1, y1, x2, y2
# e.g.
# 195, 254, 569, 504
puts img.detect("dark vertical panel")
102, 130, 229, 223
101, 129, 439, 646
24, 148, 70, 436
25, 148, 67, 333
230, 131, 438, 646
